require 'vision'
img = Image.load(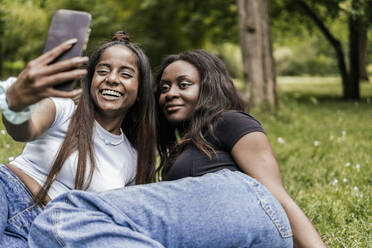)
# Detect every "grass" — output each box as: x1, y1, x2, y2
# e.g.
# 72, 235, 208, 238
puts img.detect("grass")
250, 77, 372, 247
0, 77, 371, 247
